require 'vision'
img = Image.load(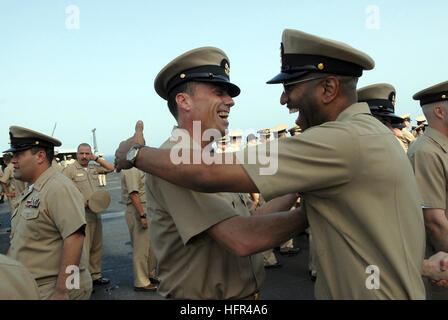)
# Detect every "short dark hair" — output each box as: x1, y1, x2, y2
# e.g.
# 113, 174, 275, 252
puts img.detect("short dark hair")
167, 82, 196, 120
3, 153, 12, 163
77, 143, 92, 152
30, 147, 54, 165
